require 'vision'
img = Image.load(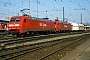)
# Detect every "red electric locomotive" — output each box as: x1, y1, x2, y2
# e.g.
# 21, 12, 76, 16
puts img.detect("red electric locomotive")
8, 15, 55, 36
55, 20, 72, 32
